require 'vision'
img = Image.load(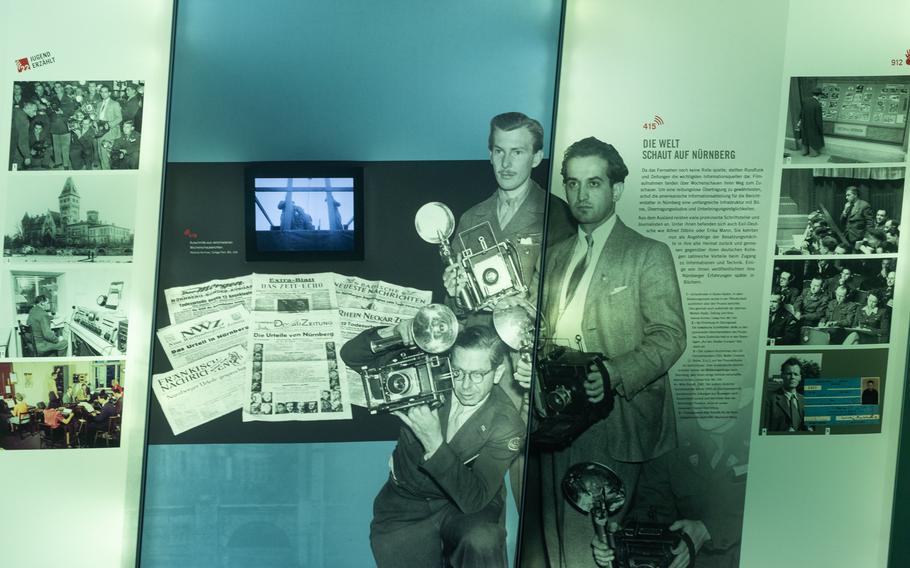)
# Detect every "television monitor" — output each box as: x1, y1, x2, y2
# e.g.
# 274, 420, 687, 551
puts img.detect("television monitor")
244, 164, 365, 261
